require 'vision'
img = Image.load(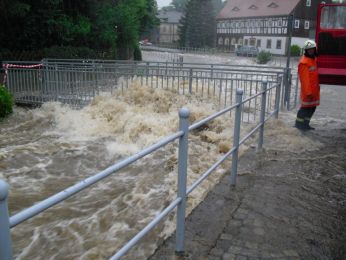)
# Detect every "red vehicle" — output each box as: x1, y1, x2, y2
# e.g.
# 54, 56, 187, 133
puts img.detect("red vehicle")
316, 3, 346, 85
